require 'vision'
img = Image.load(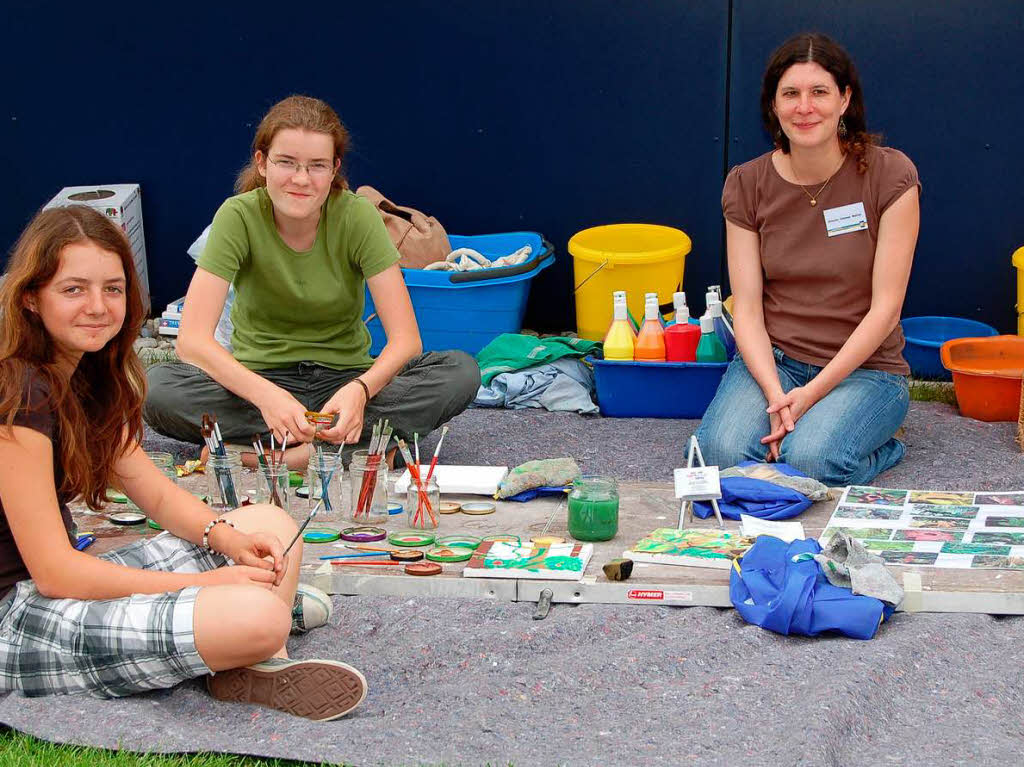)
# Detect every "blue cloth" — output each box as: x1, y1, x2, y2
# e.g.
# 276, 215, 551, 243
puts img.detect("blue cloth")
692, 461, 811, 521
695, 347, 909, 486
473, 358, 598, 414
729, 536, 894, 640
502, 486, 570, 503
